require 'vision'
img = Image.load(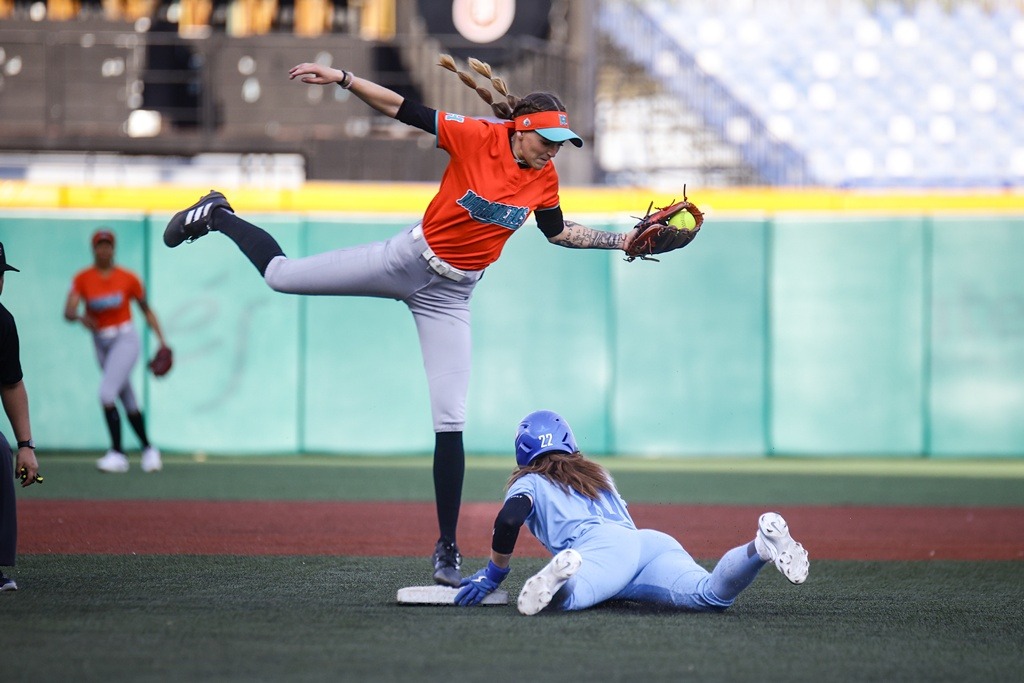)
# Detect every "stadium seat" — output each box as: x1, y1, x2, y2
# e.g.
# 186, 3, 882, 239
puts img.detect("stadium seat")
603, 0, 1022, 187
